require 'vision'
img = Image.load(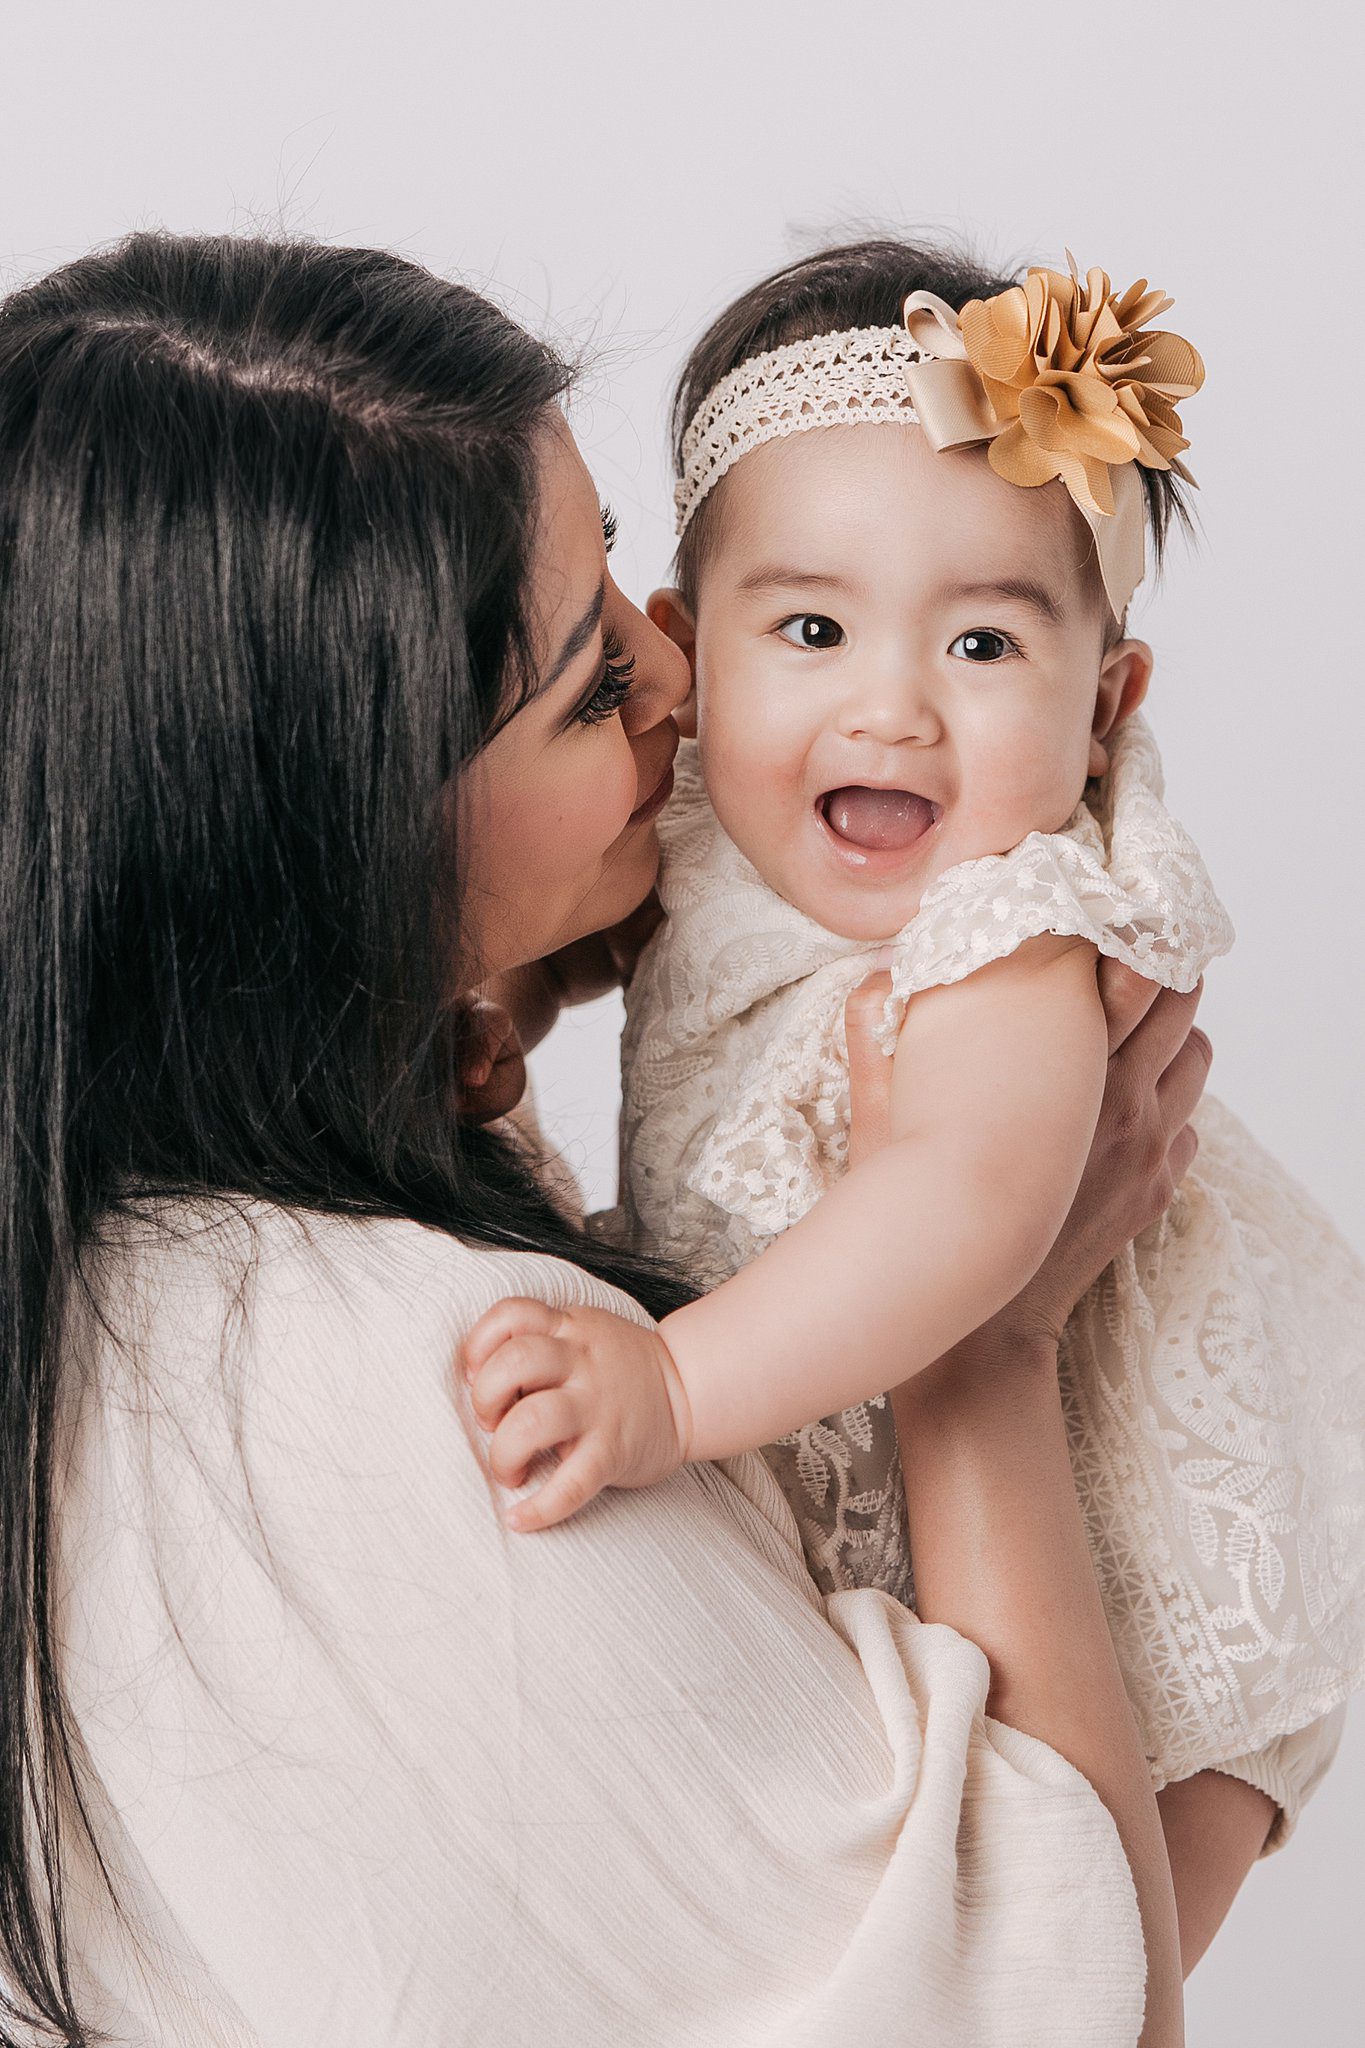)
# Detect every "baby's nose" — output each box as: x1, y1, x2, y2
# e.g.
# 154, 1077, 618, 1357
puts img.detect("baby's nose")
839, 676, 942, 746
